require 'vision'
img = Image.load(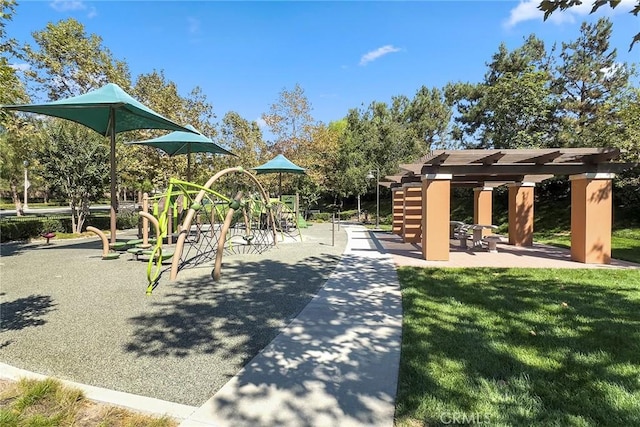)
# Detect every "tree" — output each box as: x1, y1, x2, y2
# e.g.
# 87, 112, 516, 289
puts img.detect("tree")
616, 87, 640, 161
23, 18, 130, 100
446, 36, 556, 149
128, 70, 219, 187
262, 83, 316, 156
0, 0, 18, 57
297, 120, 344, 212
551, 18, 634, 148
18, 17, 131, 208
538, 0, 640, 50
0, 0, 36, 215
405, 86, 452, 151
0, 122, 42, 215
39, 123, 109, 233
218, 111, 266, 170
